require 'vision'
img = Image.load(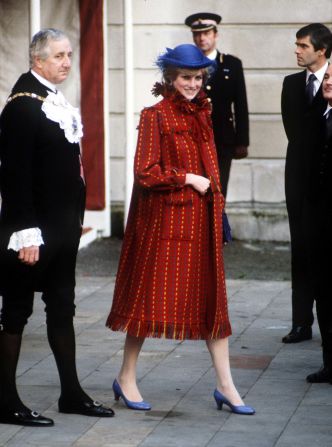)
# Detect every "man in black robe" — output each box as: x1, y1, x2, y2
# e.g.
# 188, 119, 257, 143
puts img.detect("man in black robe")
0, 28, 114, 427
